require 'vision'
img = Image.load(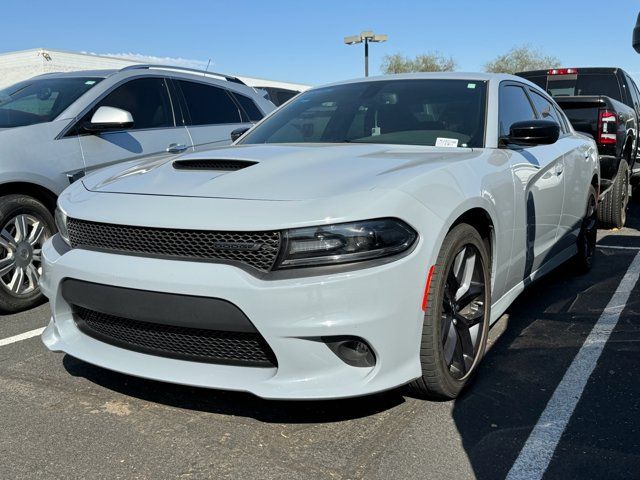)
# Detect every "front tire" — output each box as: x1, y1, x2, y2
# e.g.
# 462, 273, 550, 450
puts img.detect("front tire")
0, 195, 54, 314
598, 159, 630, 229
409, 224, 491, 400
